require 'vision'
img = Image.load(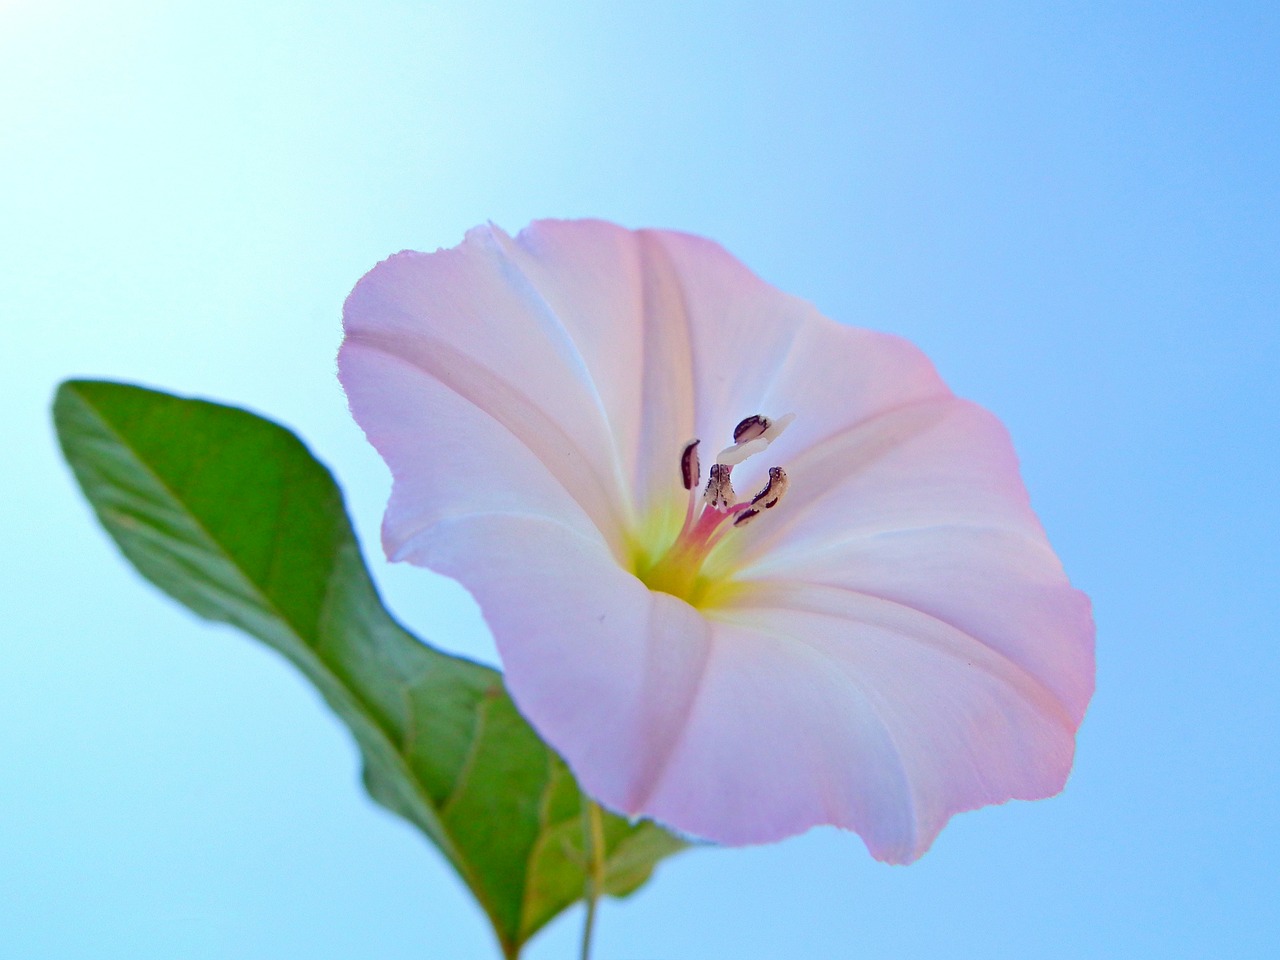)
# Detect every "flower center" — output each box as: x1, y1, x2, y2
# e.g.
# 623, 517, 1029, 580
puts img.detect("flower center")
637, 413, 793, 606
